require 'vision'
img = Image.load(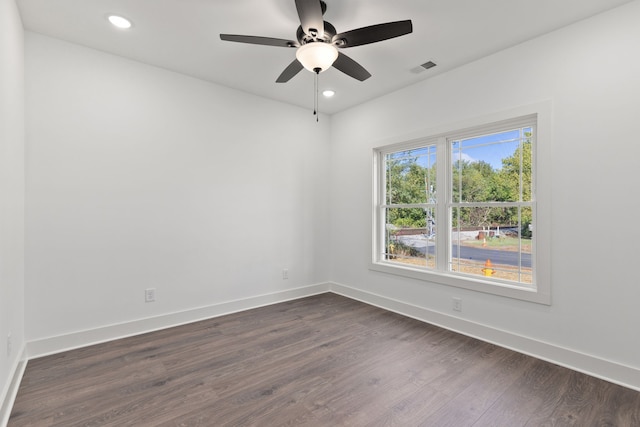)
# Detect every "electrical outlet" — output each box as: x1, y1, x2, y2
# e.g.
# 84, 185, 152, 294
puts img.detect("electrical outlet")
452, 297, 462, 312
145, 288, 156, 303
282, 269, 289, 280
7, 333, 12, 357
